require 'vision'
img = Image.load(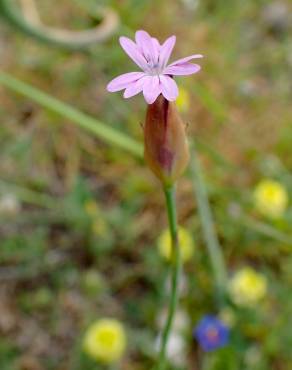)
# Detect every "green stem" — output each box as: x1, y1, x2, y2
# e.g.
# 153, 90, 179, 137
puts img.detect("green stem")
190, 140, 227, 298
157, 186, 181, 370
